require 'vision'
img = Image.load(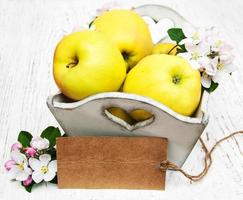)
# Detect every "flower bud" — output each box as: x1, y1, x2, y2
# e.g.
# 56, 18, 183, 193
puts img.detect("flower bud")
24, 147, 37, 157
23, 175, 32, 186
30, 137, 49, 150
